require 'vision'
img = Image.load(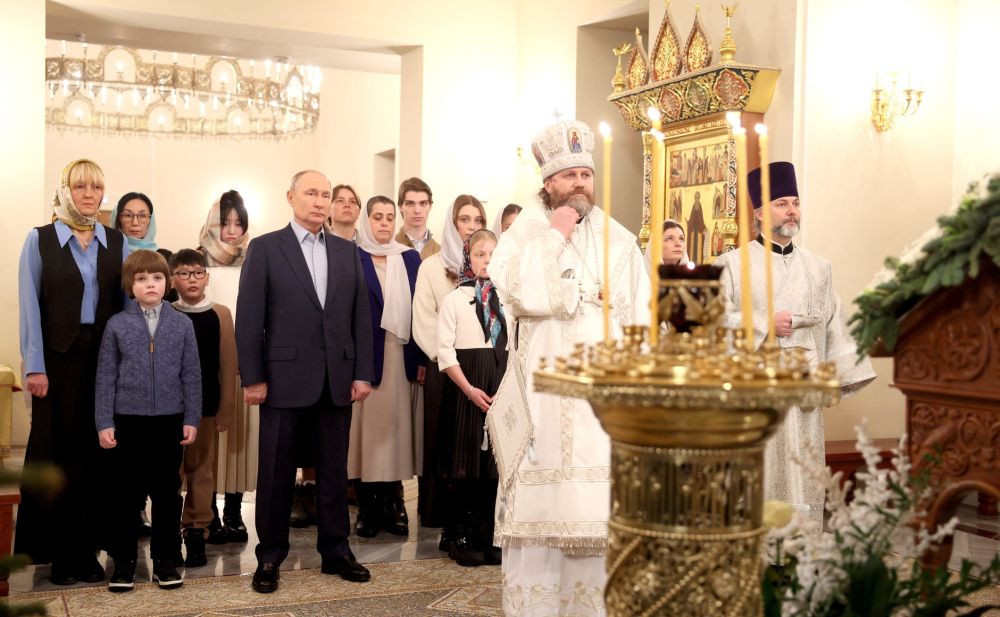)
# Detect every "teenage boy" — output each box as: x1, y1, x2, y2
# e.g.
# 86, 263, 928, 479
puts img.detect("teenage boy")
395, 177, 440, 258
